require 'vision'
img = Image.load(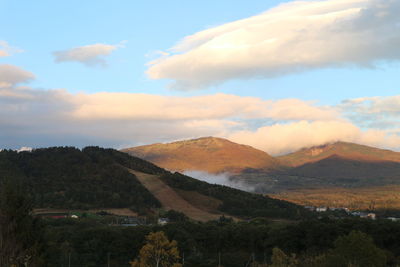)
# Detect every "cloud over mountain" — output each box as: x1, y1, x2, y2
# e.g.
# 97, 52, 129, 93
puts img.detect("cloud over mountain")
147, 0, 400, 89
228, 120, 400, 155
